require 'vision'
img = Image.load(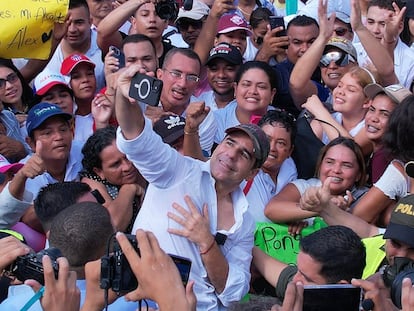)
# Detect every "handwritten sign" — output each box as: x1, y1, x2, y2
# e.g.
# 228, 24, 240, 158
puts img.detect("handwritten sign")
0, 0, 68, 60
254, 218, 328, 264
